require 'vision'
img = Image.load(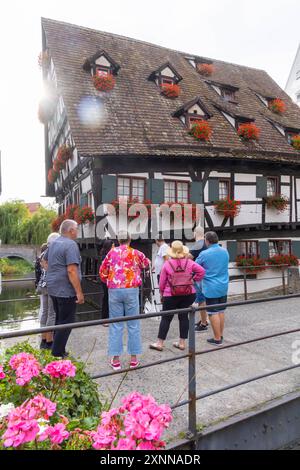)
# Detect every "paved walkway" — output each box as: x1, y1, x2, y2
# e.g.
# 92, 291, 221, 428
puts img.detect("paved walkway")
2, 296, 300, 443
